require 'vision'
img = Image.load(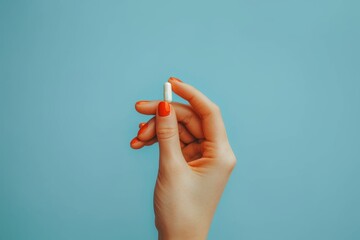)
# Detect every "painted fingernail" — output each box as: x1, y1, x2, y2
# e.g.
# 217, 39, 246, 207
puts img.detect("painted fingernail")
158, 101, 170, 117
137, 123, 148, 135
139, 122, 146, 128
169, 77, 182, 83
130, 137, 138, 145
136, 101, 149, 105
